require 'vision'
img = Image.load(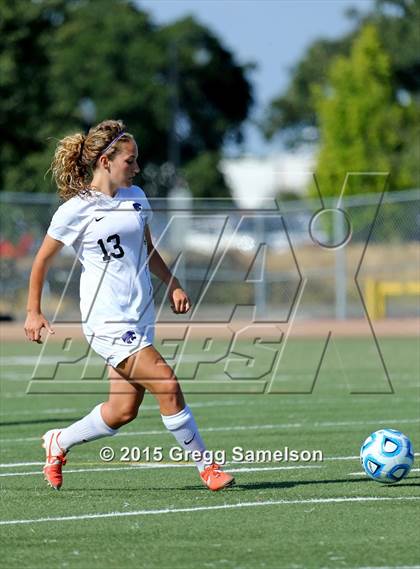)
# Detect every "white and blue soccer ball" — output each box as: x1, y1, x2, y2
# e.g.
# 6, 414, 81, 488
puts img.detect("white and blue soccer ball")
360, 428, 414, 484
